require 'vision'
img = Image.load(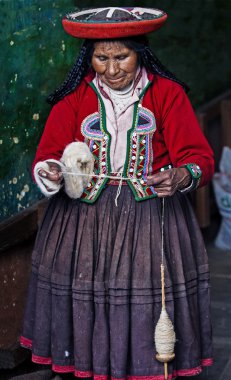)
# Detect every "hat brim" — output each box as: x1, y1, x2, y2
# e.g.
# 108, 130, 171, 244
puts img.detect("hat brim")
62, 10, 167, 39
